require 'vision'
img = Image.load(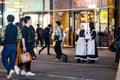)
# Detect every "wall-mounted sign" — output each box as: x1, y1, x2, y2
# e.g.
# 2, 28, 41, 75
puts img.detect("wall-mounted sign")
72, 0, 99, 8
100, 11, 108, 24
